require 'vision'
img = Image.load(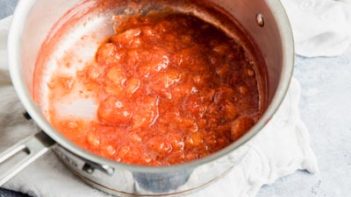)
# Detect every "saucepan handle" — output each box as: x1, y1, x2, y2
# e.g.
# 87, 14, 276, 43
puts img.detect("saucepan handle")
0, 131, 55, 186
